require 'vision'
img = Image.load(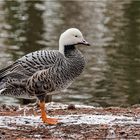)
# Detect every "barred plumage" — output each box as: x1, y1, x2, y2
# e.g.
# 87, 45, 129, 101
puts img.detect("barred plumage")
0, 28, 90, 124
